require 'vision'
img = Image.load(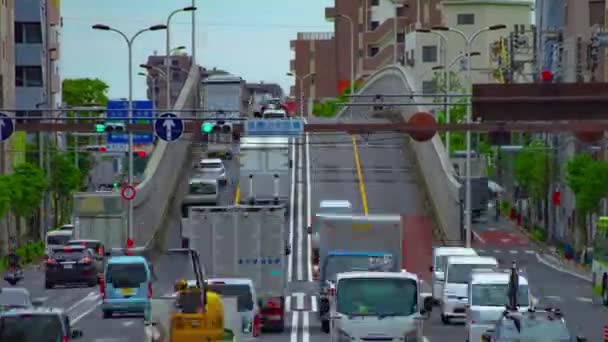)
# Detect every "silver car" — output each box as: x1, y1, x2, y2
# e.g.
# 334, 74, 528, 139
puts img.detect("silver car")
195, 158, 227, 185
182, 178, 219, 217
